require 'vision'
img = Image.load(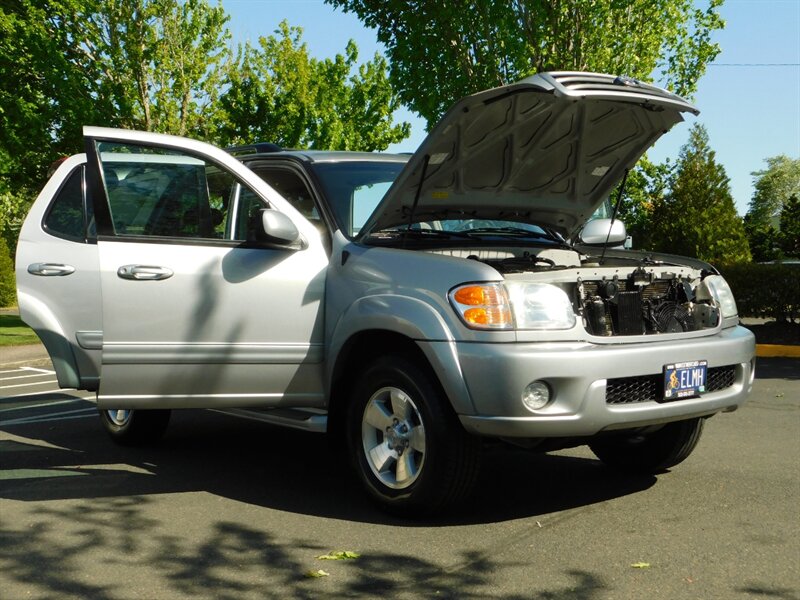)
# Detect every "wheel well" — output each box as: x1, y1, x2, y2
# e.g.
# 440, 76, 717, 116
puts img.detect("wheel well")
327, 330, 434, 444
